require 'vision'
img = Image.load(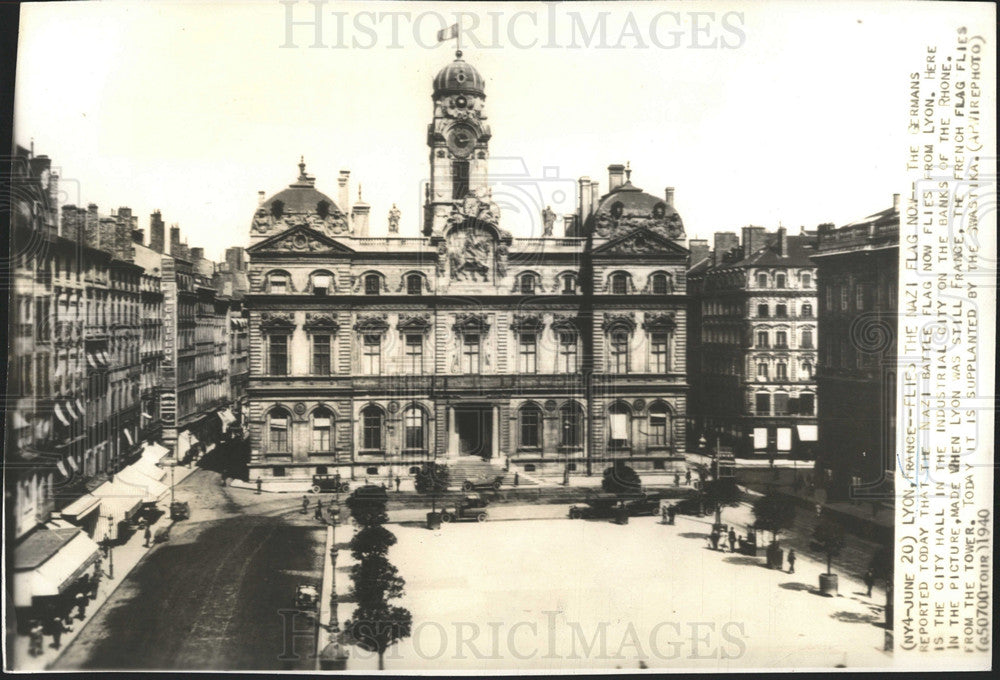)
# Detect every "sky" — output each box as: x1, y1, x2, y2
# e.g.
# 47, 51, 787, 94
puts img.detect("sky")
14, 0, 990, 261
